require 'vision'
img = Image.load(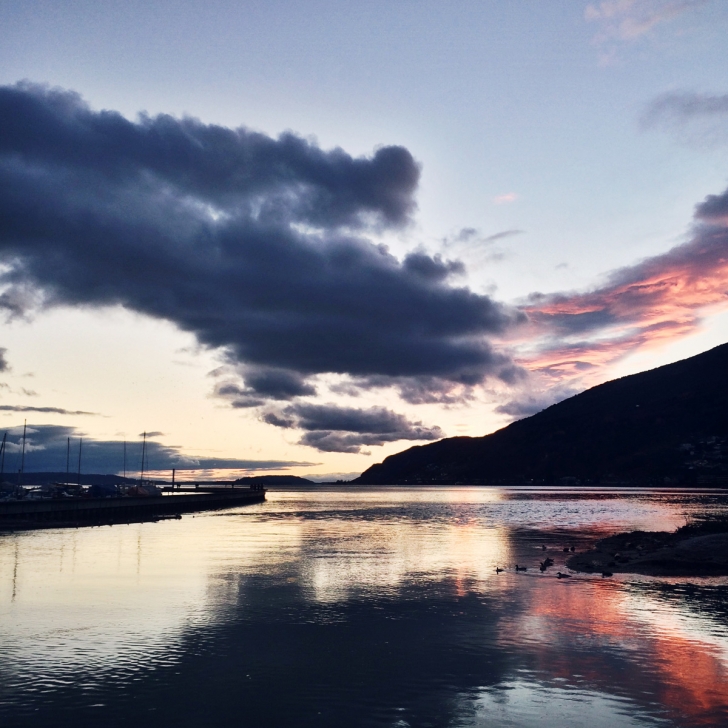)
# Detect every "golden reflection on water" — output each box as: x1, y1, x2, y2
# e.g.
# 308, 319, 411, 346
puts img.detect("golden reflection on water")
299, 519, 510, 602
